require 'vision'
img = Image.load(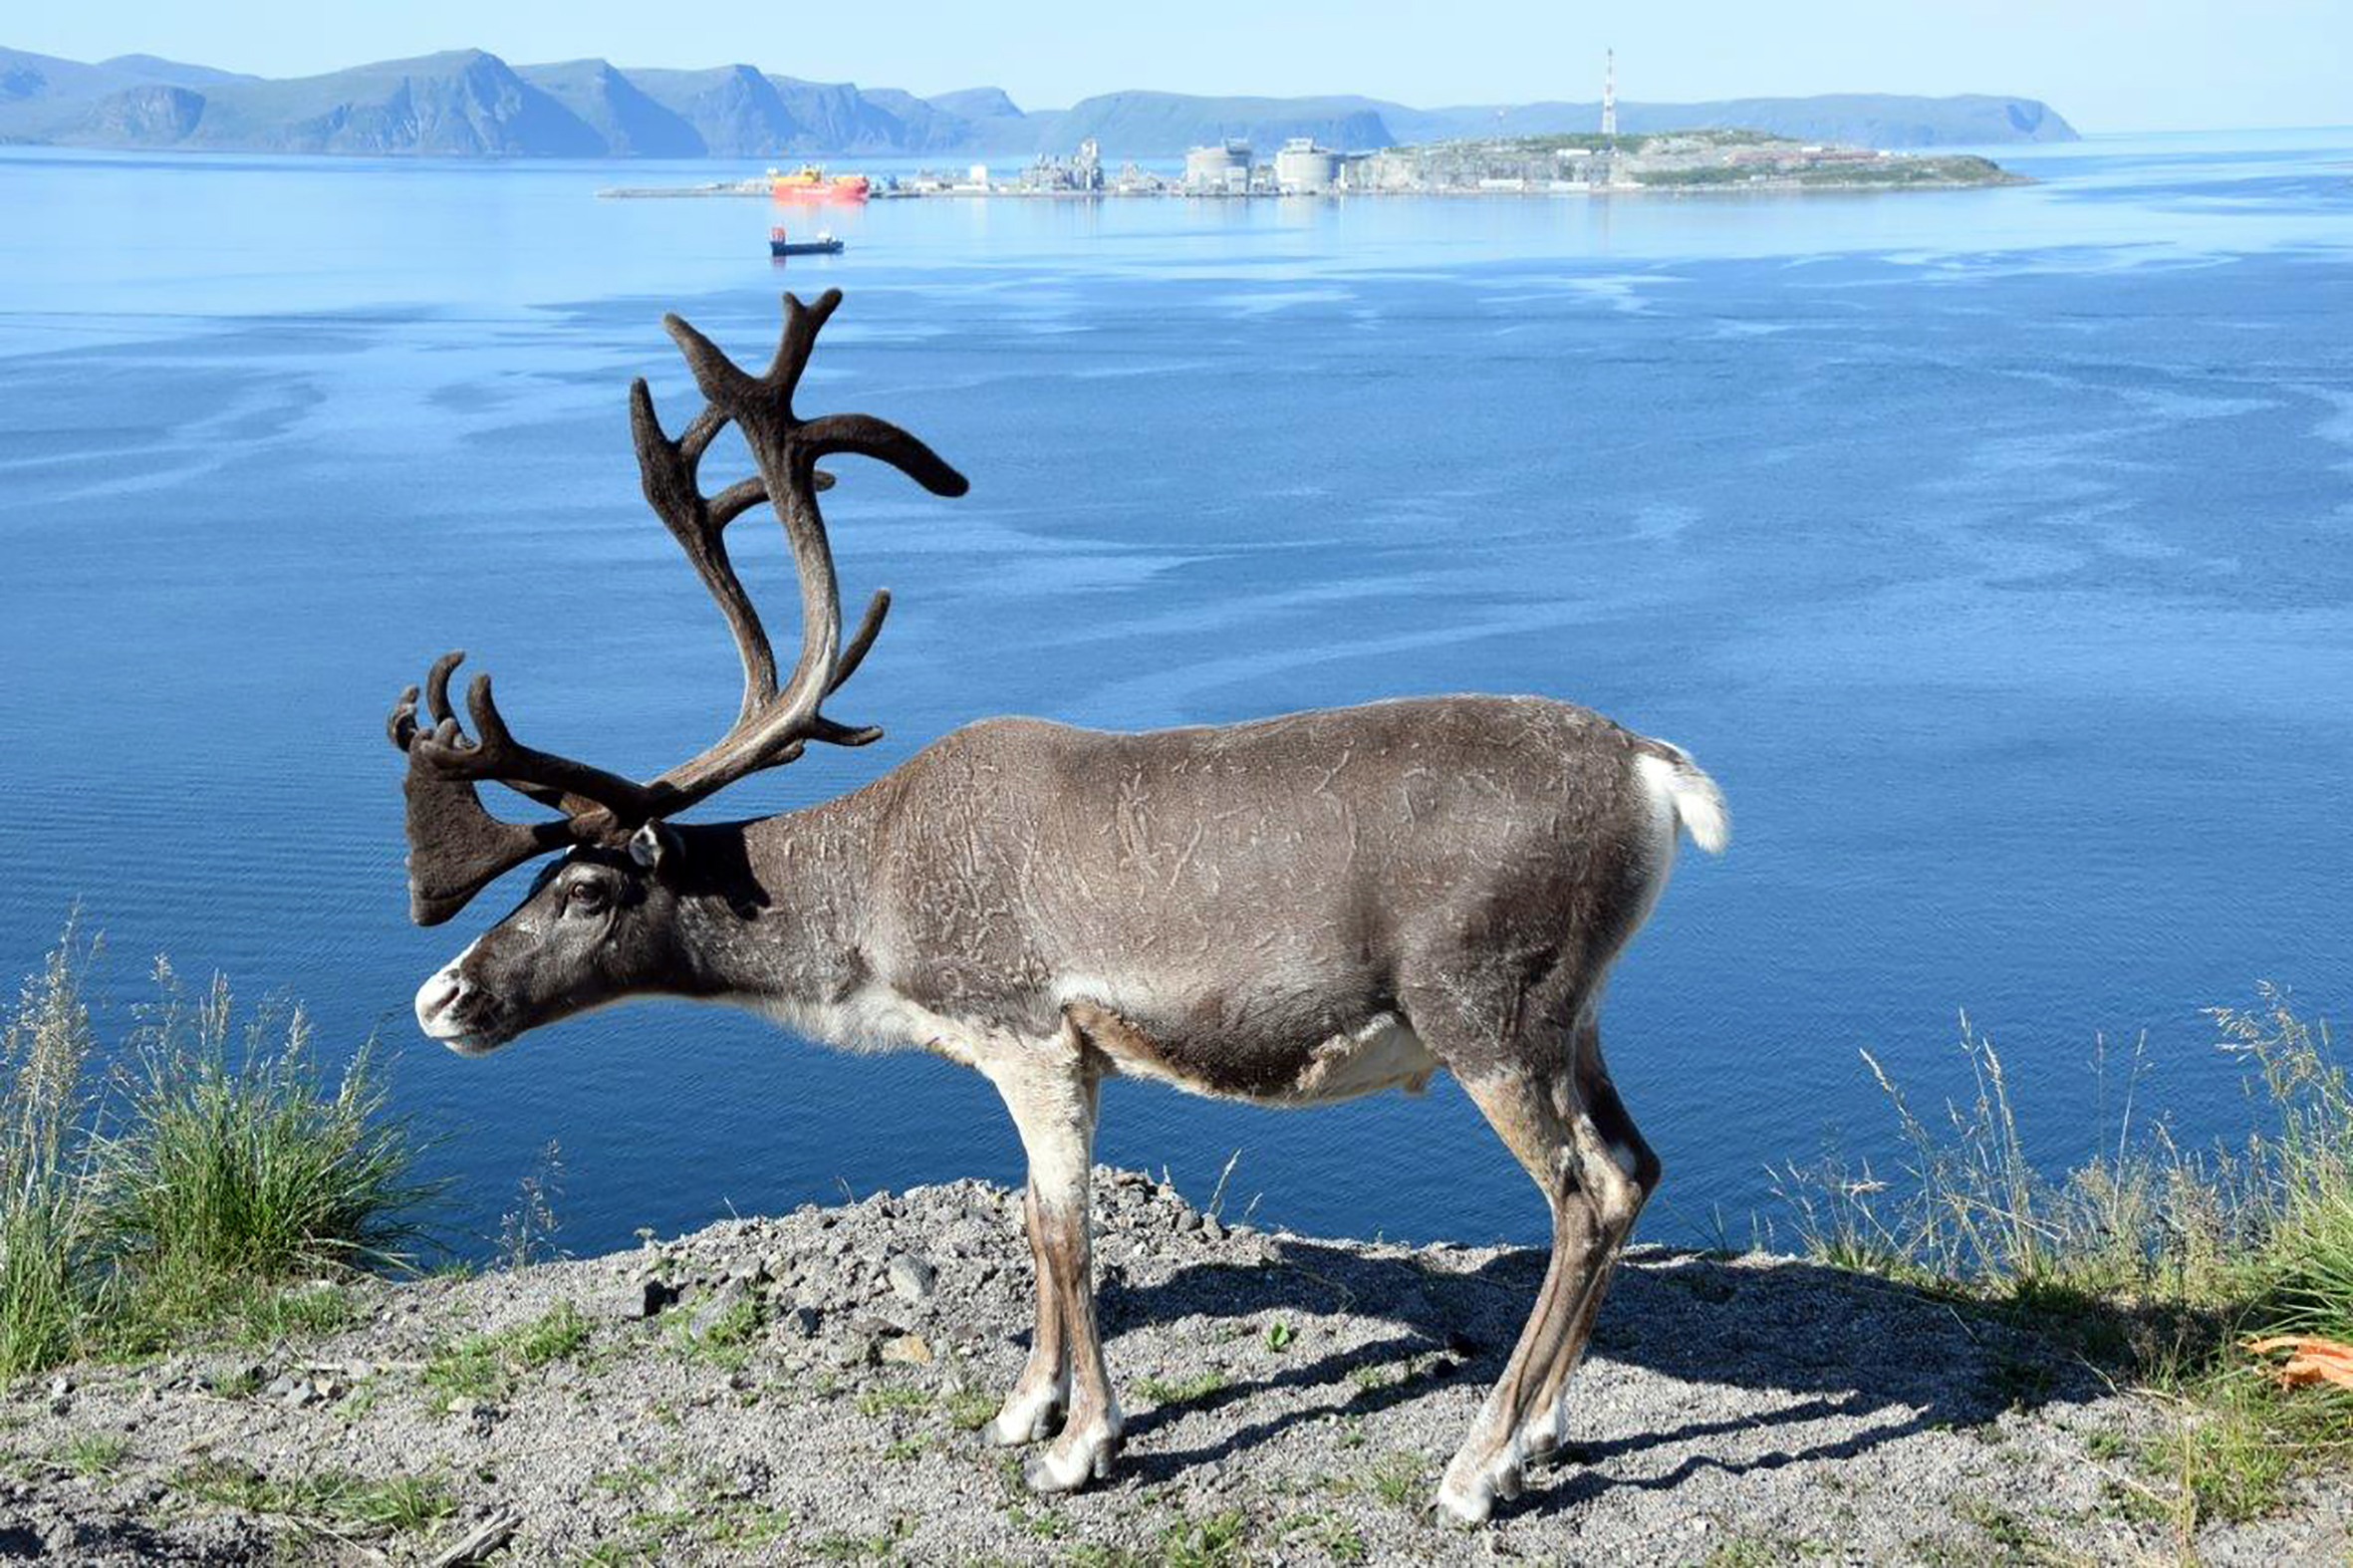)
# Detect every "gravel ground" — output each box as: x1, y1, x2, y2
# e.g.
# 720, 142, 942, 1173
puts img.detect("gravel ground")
4, 1171, 2347, 1564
